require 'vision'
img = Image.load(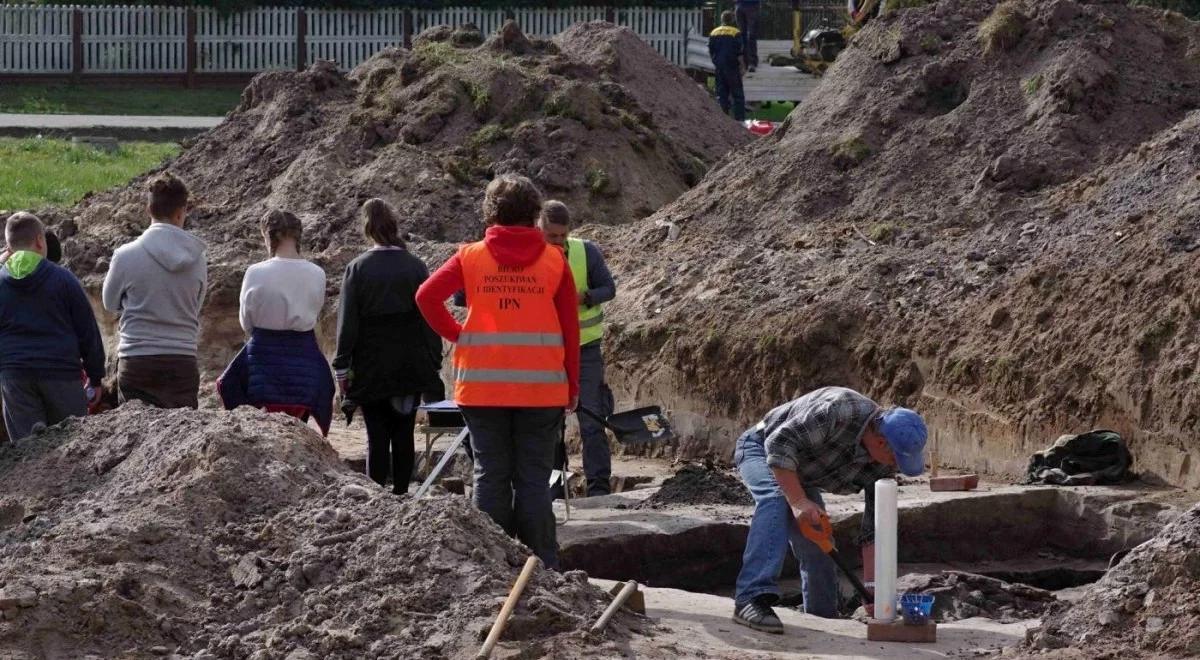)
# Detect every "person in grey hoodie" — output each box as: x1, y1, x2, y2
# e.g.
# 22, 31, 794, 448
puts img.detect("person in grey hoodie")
102, 173, 207, 409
